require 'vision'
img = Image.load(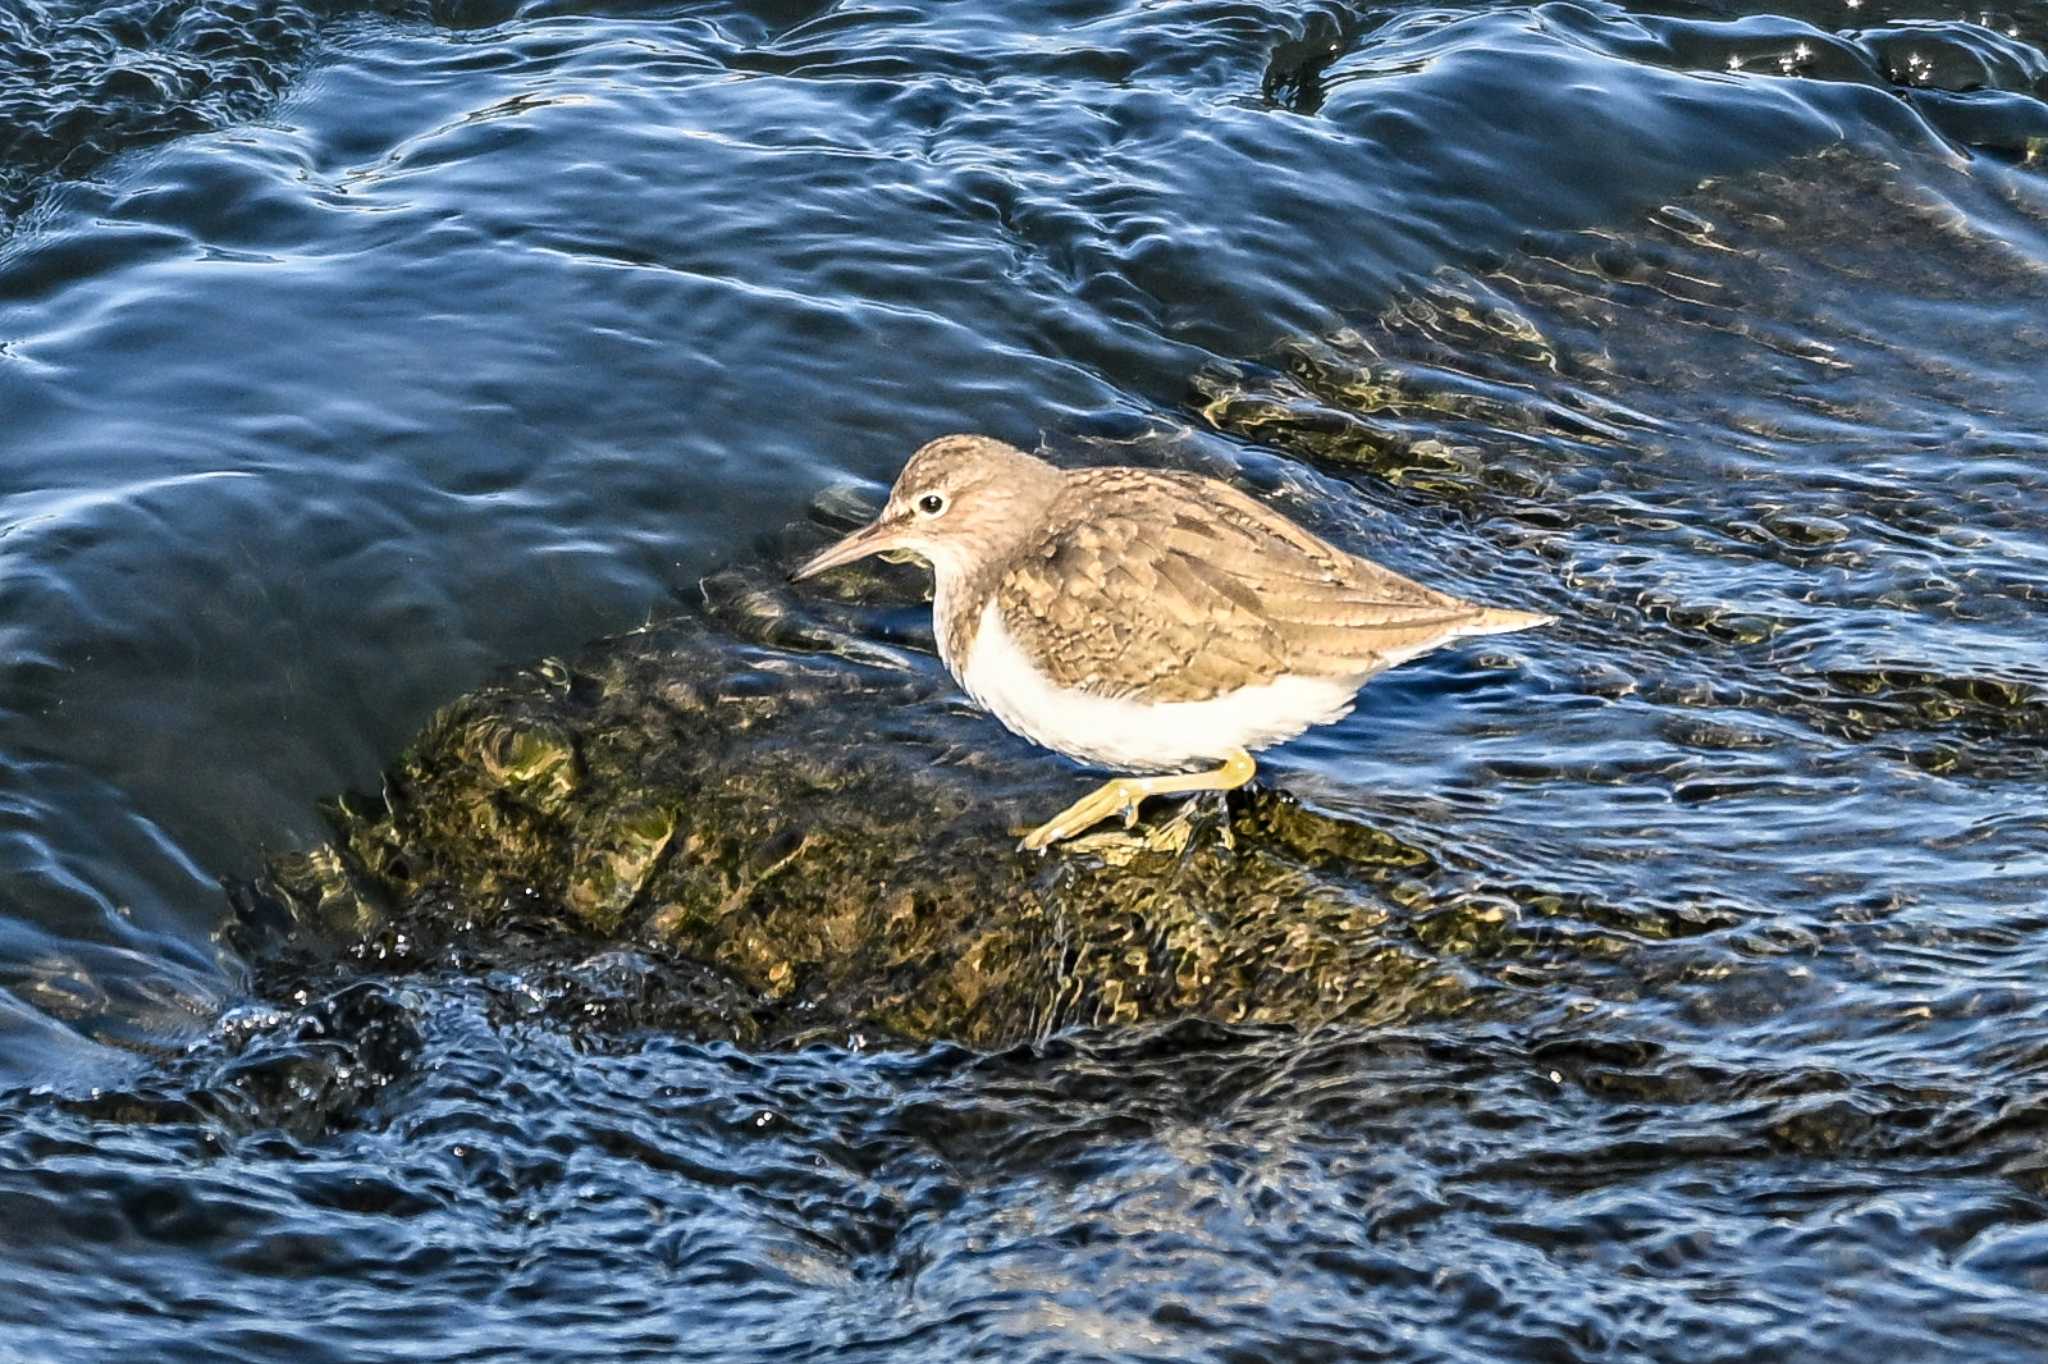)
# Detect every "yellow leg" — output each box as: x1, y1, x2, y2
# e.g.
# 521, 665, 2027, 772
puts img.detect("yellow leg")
1018, 748, 1257, 853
